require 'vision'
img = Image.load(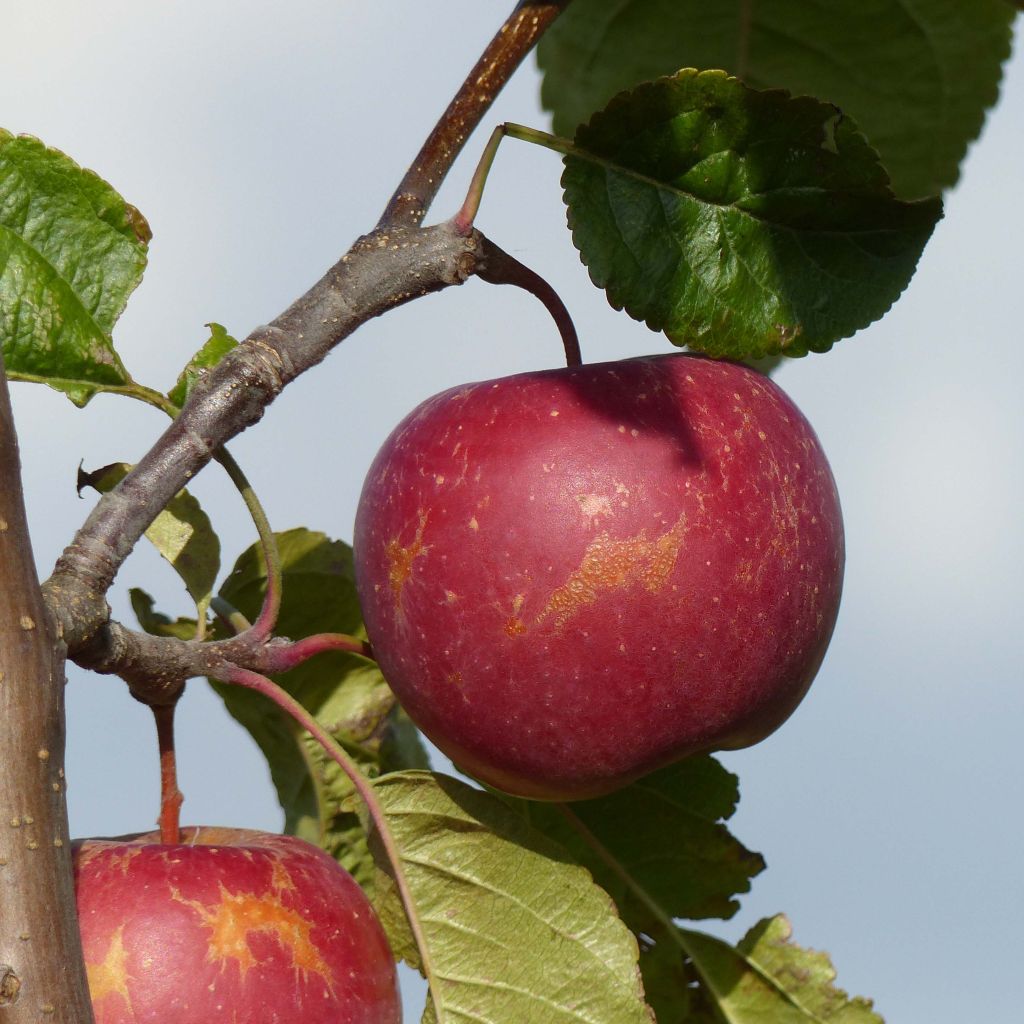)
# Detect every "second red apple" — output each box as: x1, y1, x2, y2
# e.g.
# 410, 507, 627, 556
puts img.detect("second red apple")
73, 827, 400, 1023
